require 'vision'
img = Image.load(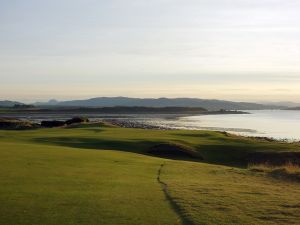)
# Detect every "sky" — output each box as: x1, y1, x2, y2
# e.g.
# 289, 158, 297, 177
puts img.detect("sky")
1, 0, 300, 103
